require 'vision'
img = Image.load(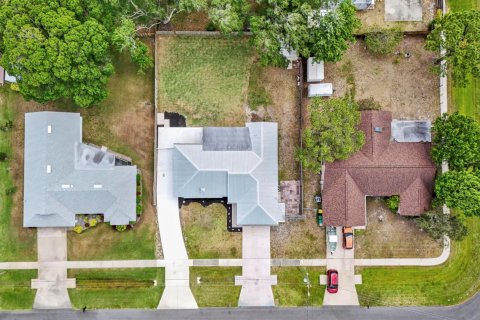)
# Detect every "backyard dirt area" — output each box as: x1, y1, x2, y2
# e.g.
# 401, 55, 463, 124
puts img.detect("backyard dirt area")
355, 198, 443, 259
181, 203, 242, 259
357, 0, 437, 33
249, 66, 300, 180
324, 37, 440, 121
271, 211, 326, 259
